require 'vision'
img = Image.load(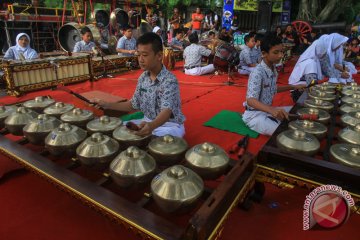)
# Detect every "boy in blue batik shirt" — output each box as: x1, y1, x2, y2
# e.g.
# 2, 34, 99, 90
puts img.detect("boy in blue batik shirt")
73, 27, 96, 53
243, 34, 304, 135
170, 29, 184, 51
116, 25, 137, 57
95, 33, 185, 138
238, 33, 258, 75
